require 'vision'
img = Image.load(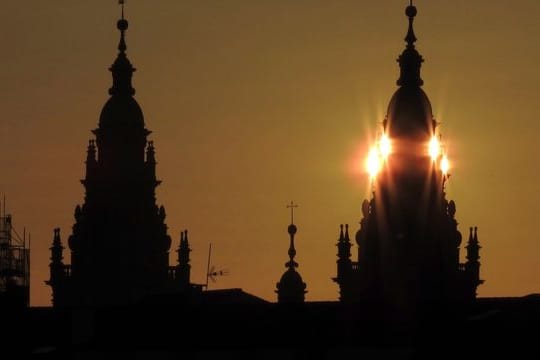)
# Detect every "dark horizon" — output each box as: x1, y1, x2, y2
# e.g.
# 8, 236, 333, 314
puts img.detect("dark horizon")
1, 0, 539, 306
